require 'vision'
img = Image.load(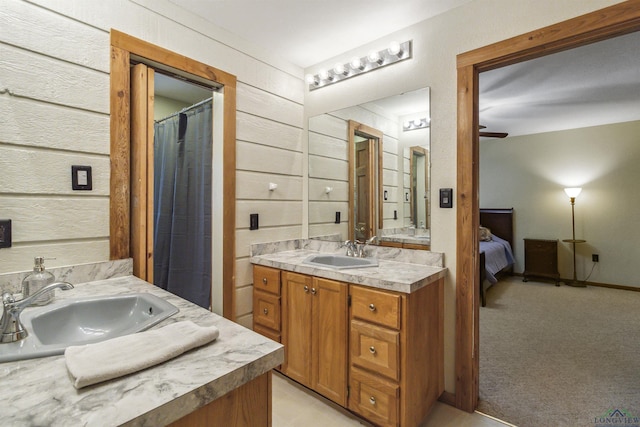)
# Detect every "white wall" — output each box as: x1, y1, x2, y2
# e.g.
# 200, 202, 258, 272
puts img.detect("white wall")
480, 120, 640, 288
303, 0, 625, 393
0, 0, 305, 329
